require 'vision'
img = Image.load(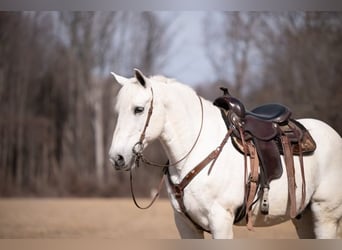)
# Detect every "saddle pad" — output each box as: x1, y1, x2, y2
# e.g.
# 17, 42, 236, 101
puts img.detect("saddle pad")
231, 119, 316, 156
